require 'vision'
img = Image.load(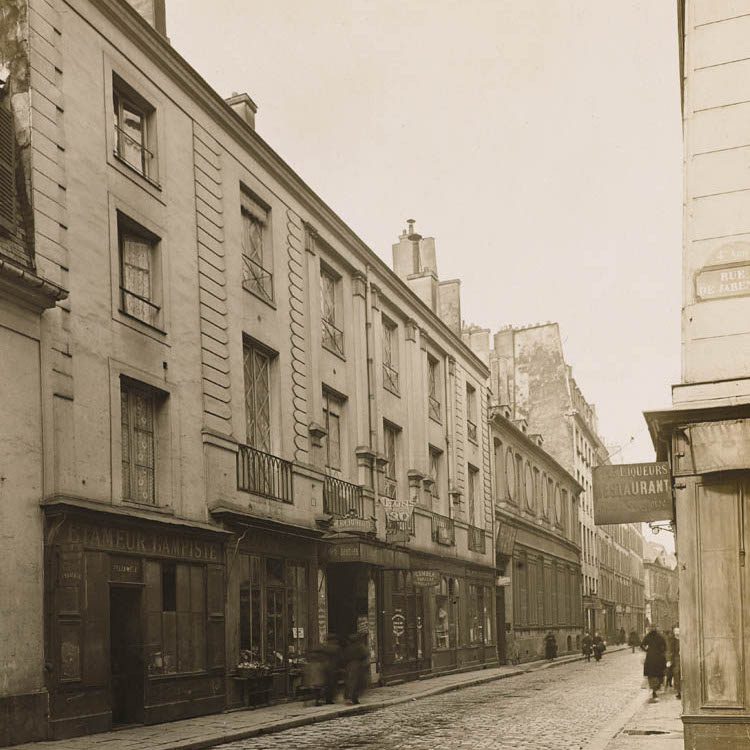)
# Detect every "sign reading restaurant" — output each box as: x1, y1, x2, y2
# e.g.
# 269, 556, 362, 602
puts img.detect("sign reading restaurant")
592, 462, 673, 525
